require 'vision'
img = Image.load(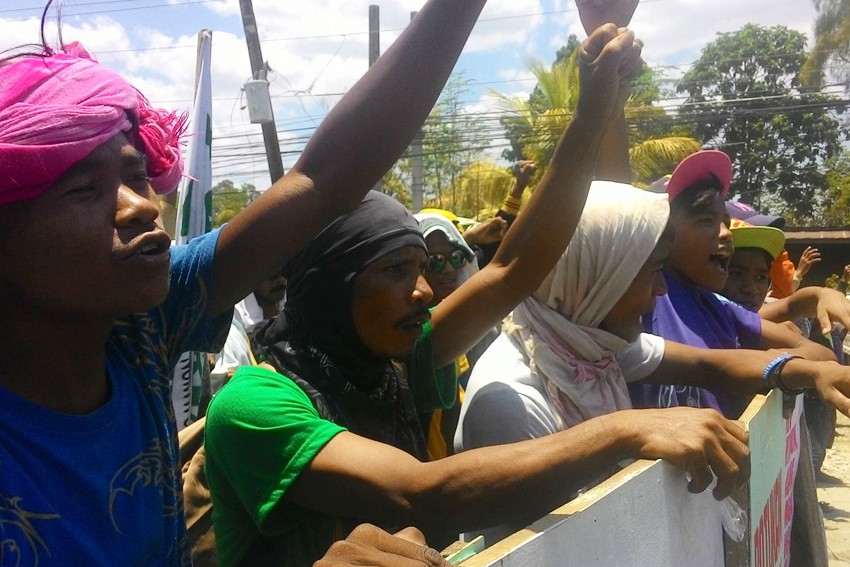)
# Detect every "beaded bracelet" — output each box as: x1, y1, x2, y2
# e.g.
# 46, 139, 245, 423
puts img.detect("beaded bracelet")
761, 353, 804, 394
